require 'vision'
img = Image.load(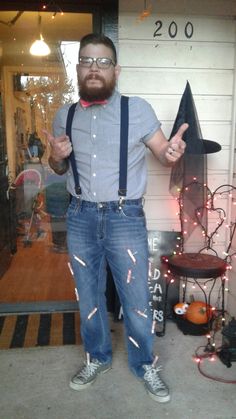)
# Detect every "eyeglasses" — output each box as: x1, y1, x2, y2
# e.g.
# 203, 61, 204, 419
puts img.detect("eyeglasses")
79, 56, 115, 69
